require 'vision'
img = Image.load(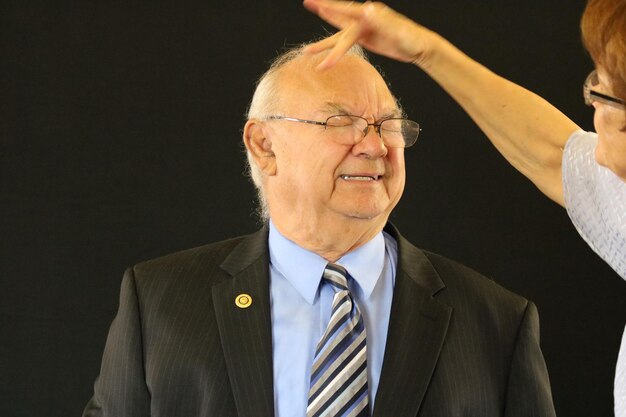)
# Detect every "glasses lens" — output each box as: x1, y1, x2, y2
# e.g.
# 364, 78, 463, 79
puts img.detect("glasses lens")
326, 115, 356, 128
587, 71, 599, 88
583, 71, 625, 109
326, 115, 367, 144
381, 119, 420, 148
583, 71, 598, 106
